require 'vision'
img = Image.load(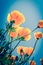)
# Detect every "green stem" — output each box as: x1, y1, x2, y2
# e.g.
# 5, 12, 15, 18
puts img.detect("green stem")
0, 21, 14, 42
9, 40, 21, 54
31, 26, 38, 33
0, 37, 22, 54
9, 37, 13, 52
